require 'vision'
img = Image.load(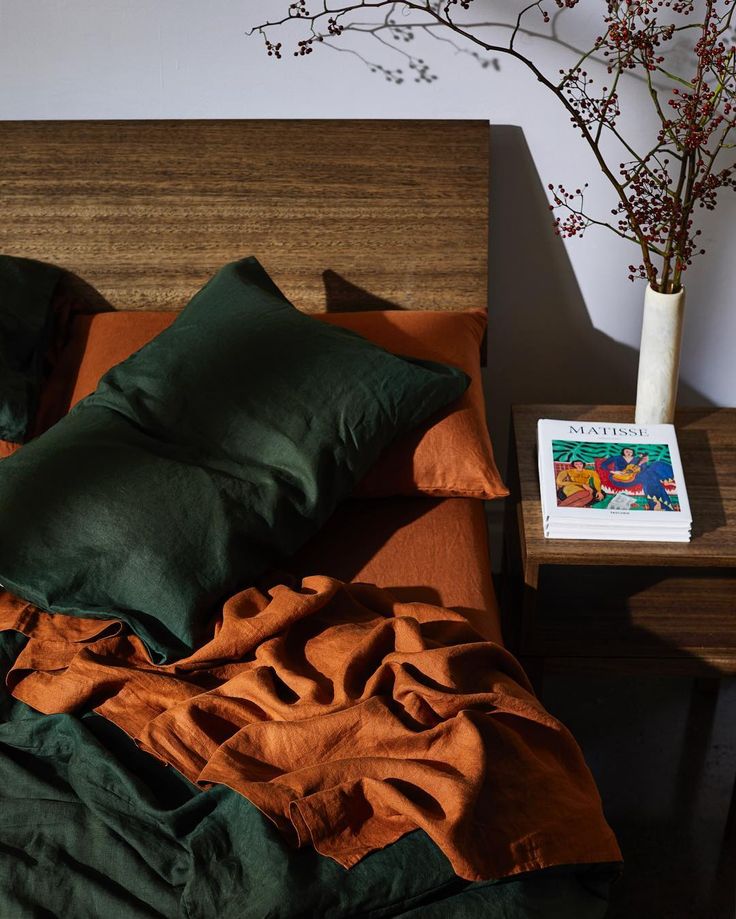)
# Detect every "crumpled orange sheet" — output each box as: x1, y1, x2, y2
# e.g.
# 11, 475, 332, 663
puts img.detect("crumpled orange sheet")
0, 578, 621, 881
